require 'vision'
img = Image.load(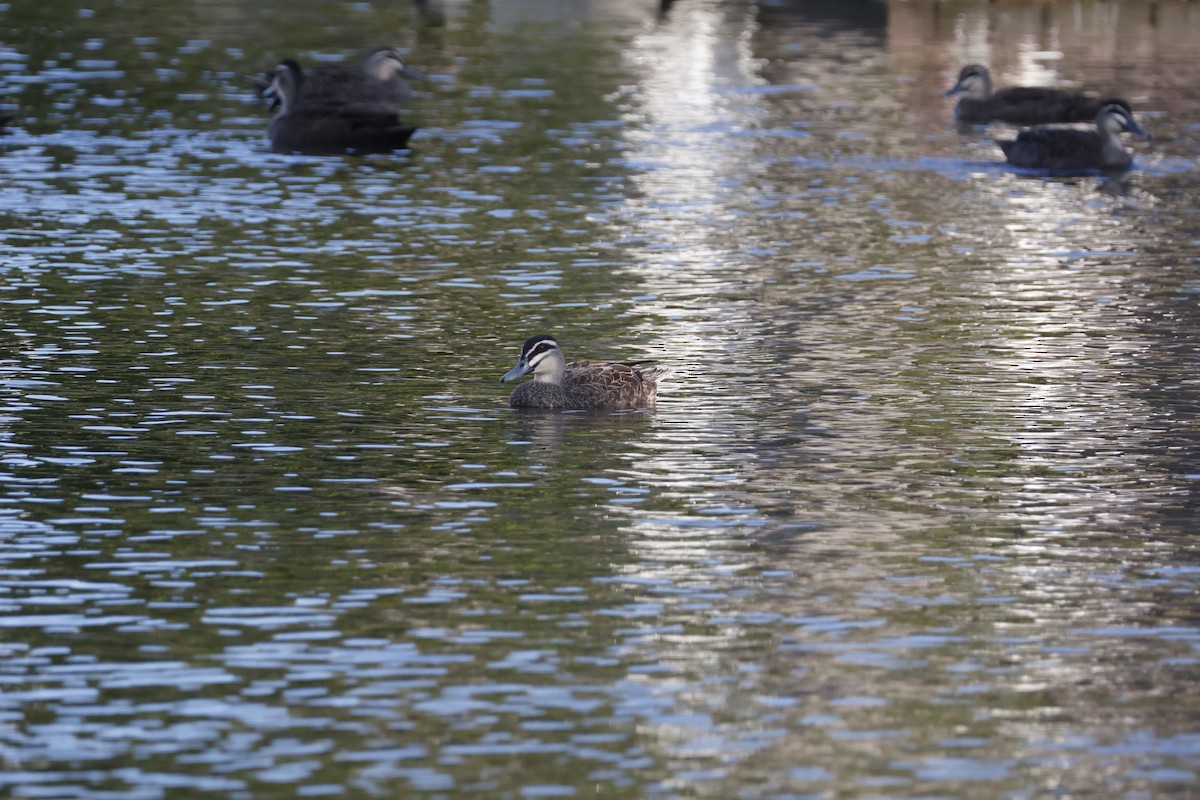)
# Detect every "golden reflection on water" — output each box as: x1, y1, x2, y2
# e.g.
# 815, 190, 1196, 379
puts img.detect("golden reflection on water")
600, 0, 791, 582
942, 166, 1170, 534
596, 0, 1199, 699
617, 0, 765, 252
891, 0, 1200, 129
